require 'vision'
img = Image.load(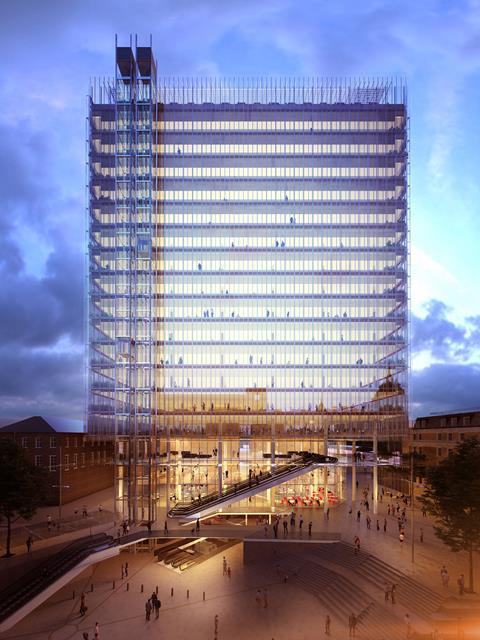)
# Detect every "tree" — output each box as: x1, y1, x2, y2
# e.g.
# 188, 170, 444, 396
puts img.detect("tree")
0, 438, 50, 557
419, 437, 480, 593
